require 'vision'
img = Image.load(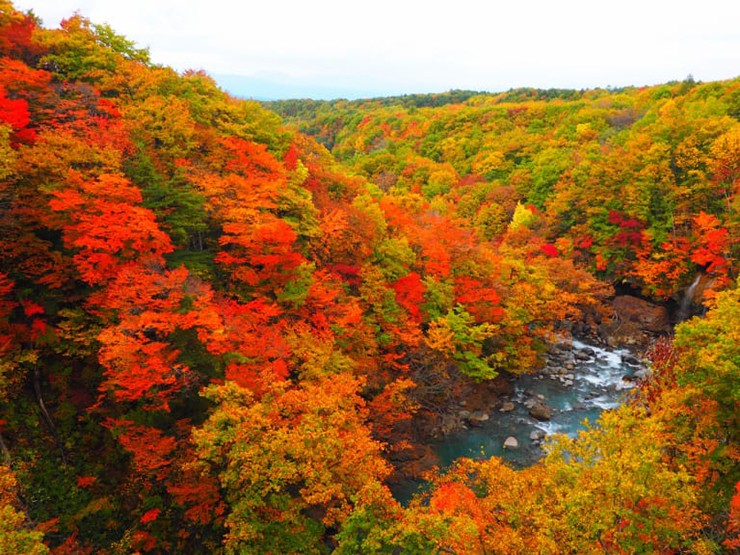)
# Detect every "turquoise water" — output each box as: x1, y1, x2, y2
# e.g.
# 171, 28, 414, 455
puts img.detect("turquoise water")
395, 340, 644, 501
